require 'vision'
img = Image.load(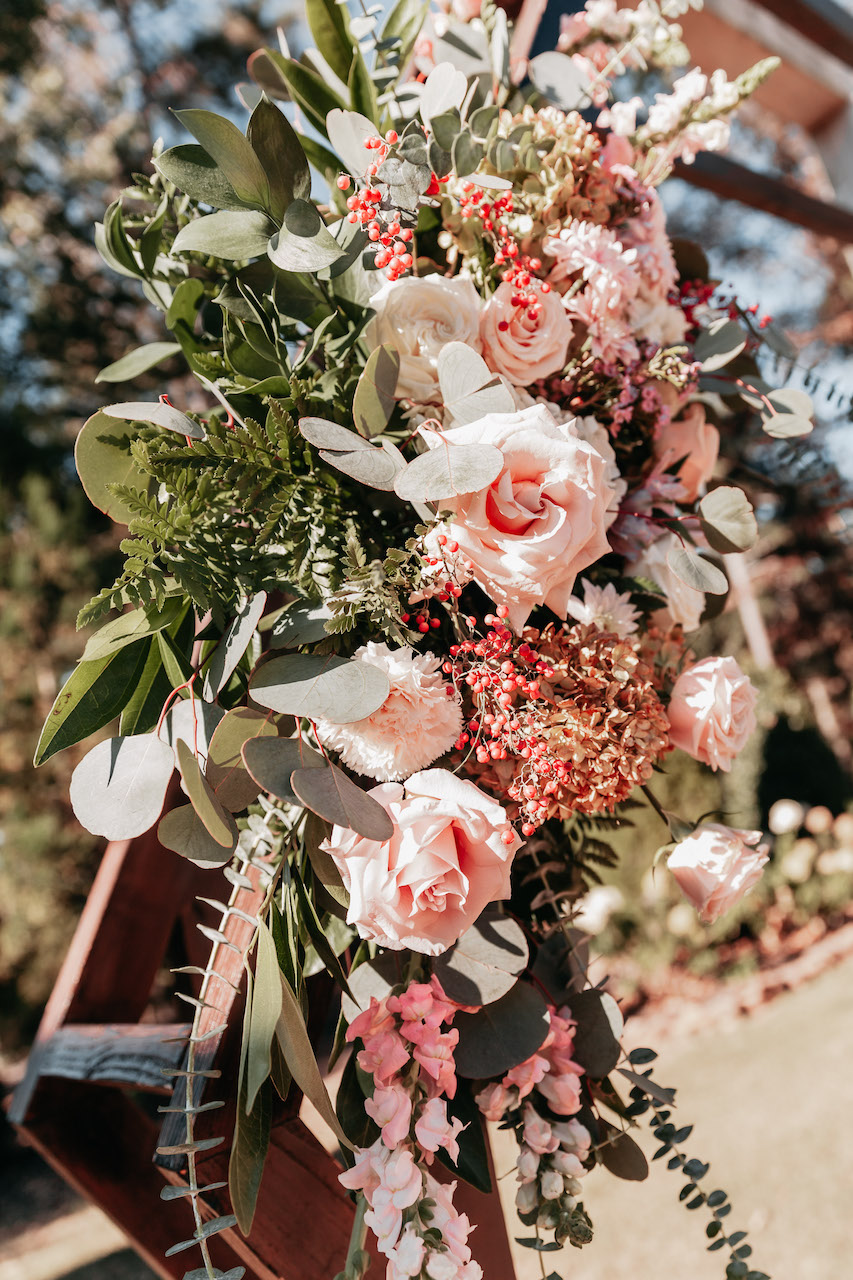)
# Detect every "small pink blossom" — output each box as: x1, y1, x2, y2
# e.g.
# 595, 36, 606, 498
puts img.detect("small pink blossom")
538, 1071, 583, 1116
388, 975, 457, 1029
358, 1029, 411, 1082
503, 1054, 549, 1100
474, 1081, 514, 1121
366, 1083, 413, 1149
409, 1023, 459, 1099
415, 1097, 466, 1163
522, 1104, 559, 1155
380, 1147, 424, 1208
386, 1225, 426, 1280
346, 996, 396, 1044
339, 1139, 390, 1200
